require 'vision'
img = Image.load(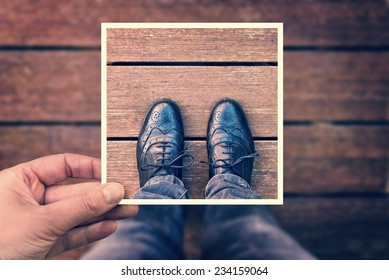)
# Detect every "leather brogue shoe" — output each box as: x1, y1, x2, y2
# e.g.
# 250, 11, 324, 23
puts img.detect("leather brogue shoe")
137, 99, 194, 187
205, 98, 258, 184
